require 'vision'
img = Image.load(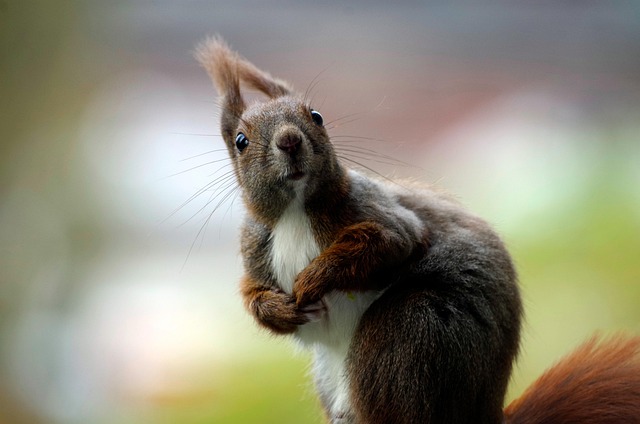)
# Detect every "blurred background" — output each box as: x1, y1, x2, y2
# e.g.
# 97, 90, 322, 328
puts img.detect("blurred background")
1, 1, 639, 423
